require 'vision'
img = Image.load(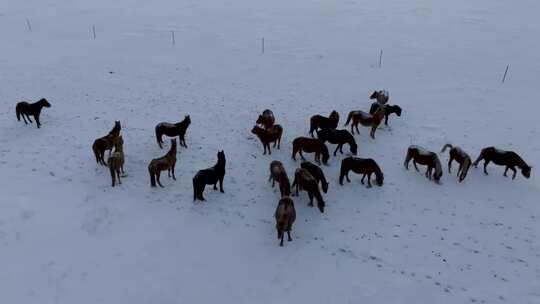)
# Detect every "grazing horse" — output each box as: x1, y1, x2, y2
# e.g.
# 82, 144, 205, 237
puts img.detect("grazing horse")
441, 144, 472, 182
148, 139, 177, 187
15, 98, 51, 128
274, 196, 296, 247
107, 136, 125, 187
92, 121, 122, 166
339, 157, 384, 188
309, 110, 339, 137
369, 103, 402, 126
292, 168, 325, 213
269, 160, 291, 197
301, 161, 329, 193
404, 145, 443, 184
251, 125, 283, 155
193, 151, 226, 201
344, 106, 385, 138
473, 147, 531, 179
291, 137, 330, 165
155, 115, 191, 149
316, 128, 358, 156
370, 90, 389, 105
256, 109, 275, 129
